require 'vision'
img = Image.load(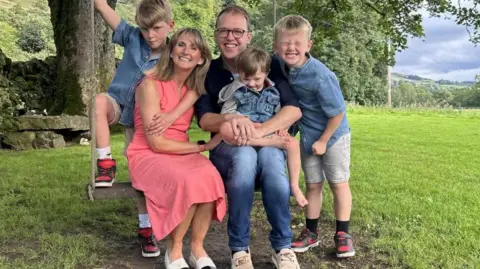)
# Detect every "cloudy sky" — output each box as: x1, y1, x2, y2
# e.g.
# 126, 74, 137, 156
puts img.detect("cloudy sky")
393, 14, 480, 82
